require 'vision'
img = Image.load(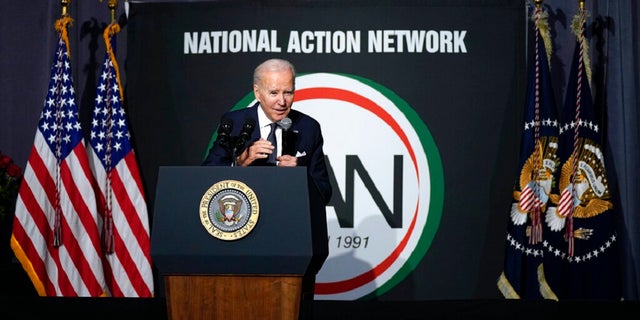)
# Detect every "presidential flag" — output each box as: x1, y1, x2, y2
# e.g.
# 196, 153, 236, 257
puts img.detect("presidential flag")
497, 4, 559, 299
87, 22, 154, 297
541, 8, 621, 300
10, 16, 106, 297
